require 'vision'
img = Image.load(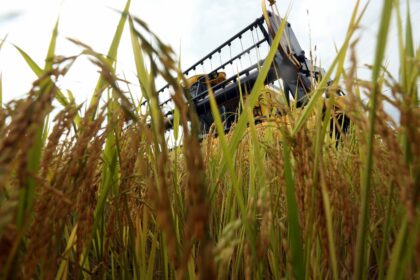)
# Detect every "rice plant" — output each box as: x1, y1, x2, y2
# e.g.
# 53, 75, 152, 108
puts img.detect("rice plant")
0, 0, 418, 279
